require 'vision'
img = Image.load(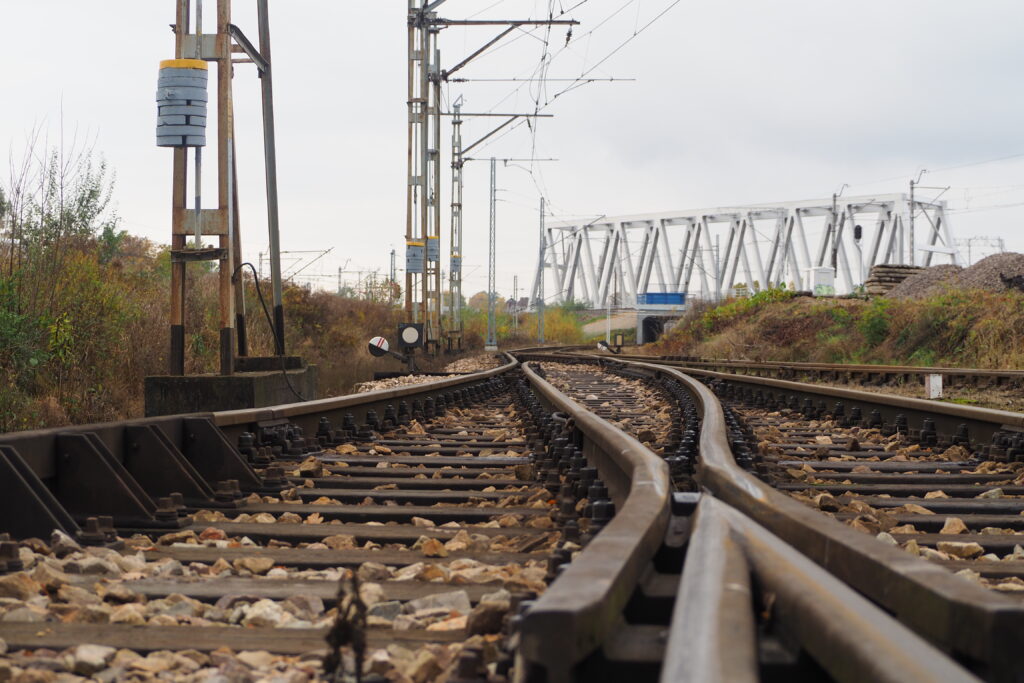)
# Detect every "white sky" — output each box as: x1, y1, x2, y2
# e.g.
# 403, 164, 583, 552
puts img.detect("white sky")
2, 1, 1022, 299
